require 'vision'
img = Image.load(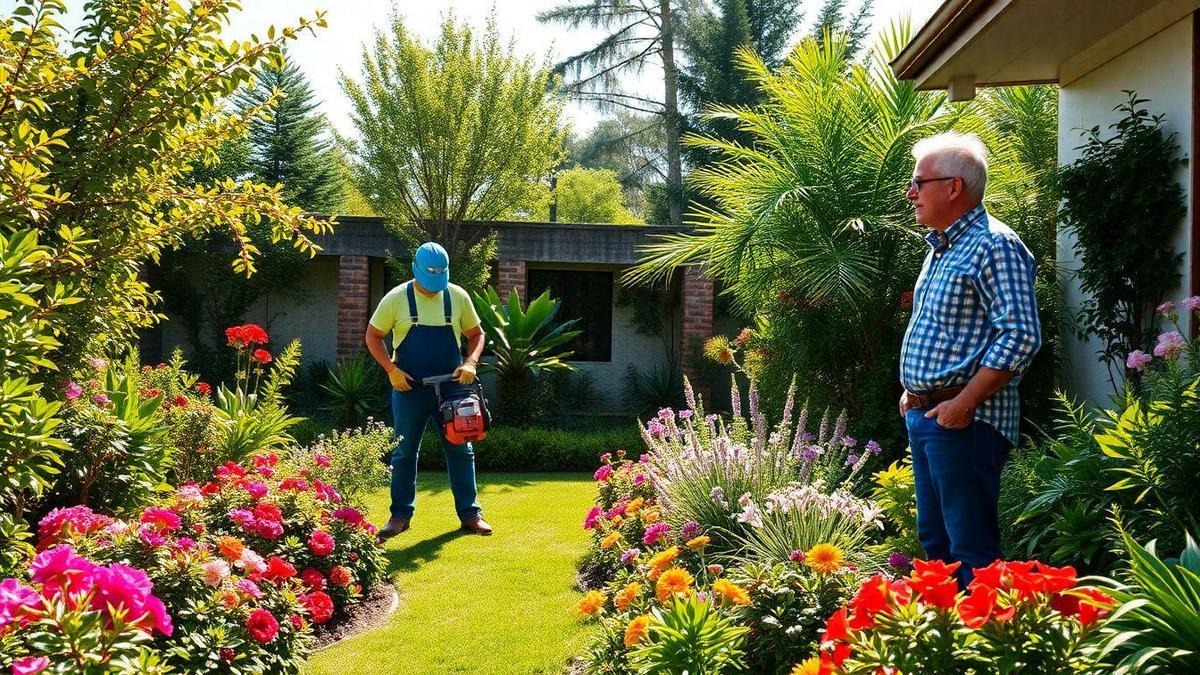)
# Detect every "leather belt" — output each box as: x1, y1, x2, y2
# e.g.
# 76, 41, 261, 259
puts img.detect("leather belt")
905, 386, 965, 410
